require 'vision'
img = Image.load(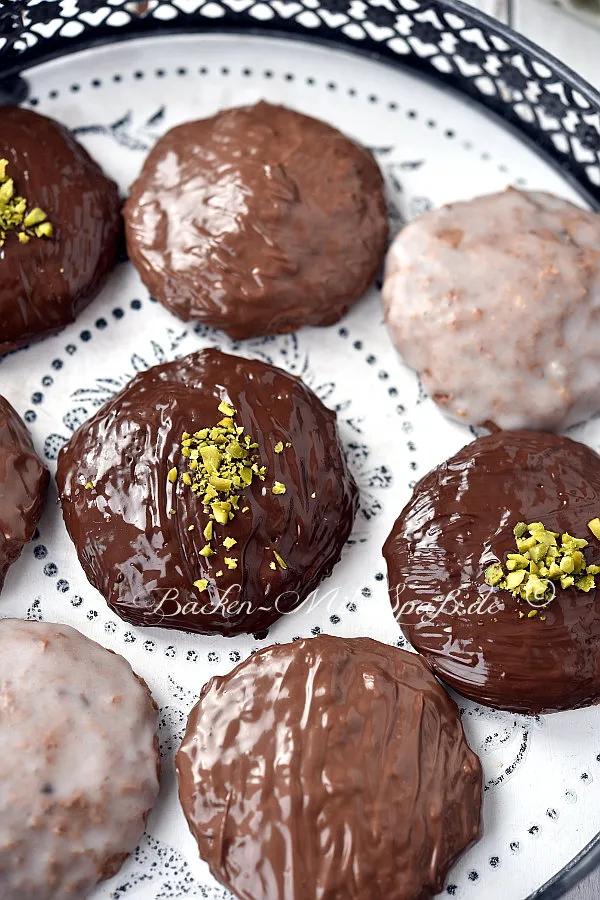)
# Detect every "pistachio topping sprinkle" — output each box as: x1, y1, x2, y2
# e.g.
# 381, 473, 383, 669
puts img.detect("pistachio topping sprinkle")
173, 401, 265, 526
0, 159, 53, 247
484, 520, 600, 614
174, 401, 295, 589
